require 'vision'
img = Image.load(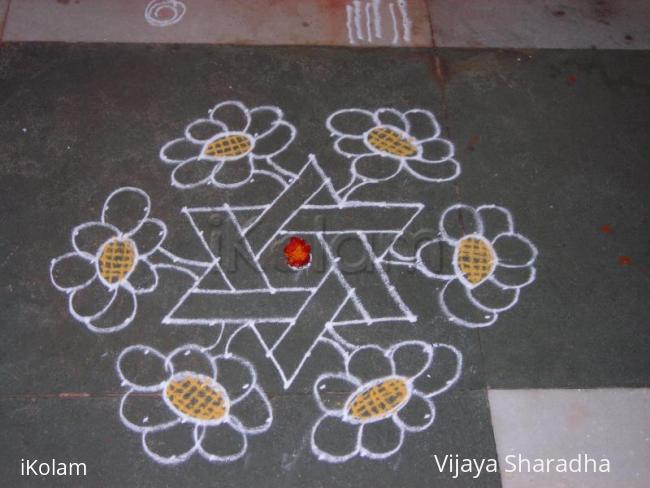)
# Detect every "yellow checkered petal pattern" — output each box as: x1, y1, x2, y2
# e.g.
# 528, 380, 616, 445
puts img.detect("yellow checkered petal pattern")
367, 127, 418, 157
456, 237, 495, 285
164, 375, 228, 422
203, 134, 252, 159
347, 378, 409, 421
98, 238, 135, 284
